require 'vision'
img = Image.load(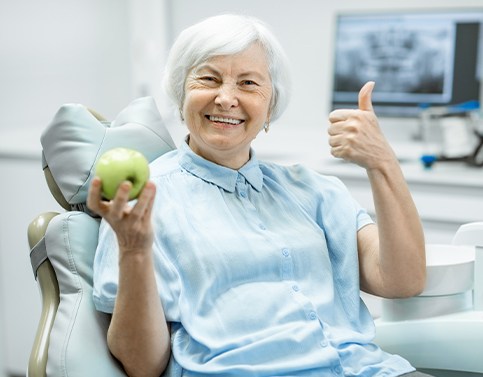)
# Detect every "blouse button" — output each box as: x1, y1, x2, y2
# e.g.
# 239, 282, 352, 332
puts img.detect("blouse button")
333, 365, 343, 375
309, 311, 317, 320
282, 248, 290, 257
